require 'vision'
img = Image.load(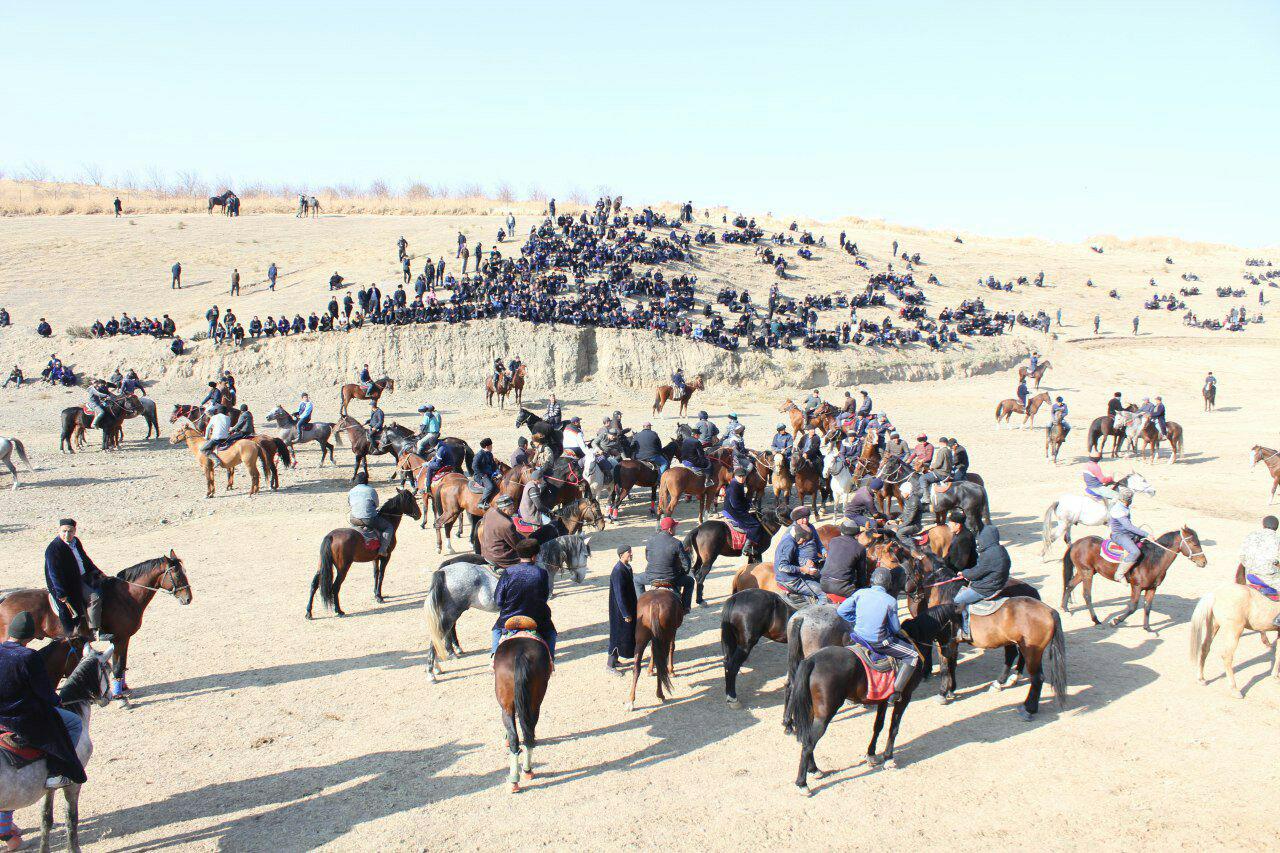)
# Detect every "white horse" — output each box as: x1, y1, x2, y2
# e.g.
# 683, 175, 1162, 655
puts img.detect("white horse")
0, 437, 34, 490
1039, 472, 1155, 558
0, 646, 113, 852
579, 450, 610, 504
822, 449, 856, 513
